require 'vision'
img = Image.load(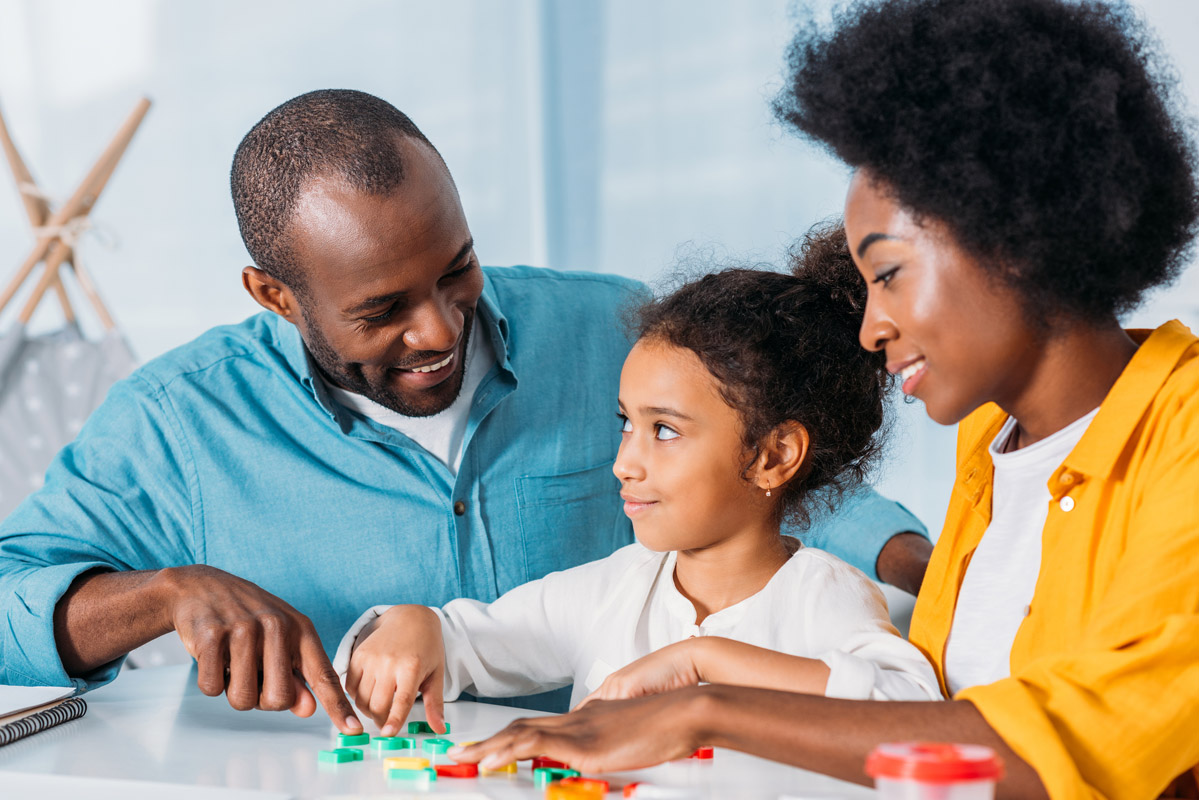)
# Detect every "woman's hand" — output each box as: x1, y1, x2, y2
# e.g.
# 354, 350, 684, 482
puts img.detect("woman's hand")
450, 687, 711, 774
576, 638, 704, 708
344, 604, 446, 735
